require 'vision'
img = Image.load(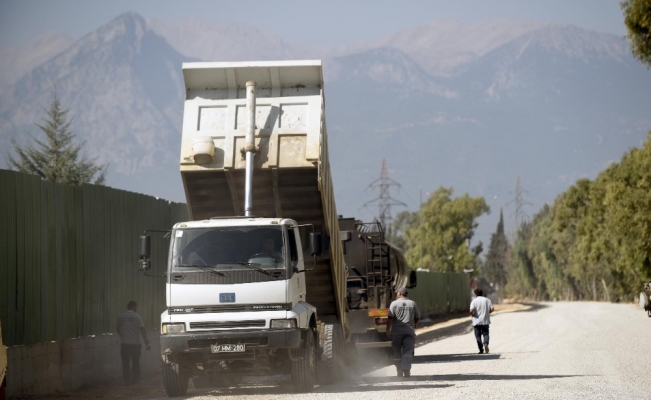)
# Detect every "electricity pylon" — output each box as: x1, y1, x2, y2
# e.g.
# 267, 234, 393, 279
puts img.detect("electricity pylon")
363, 159, 406, 232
